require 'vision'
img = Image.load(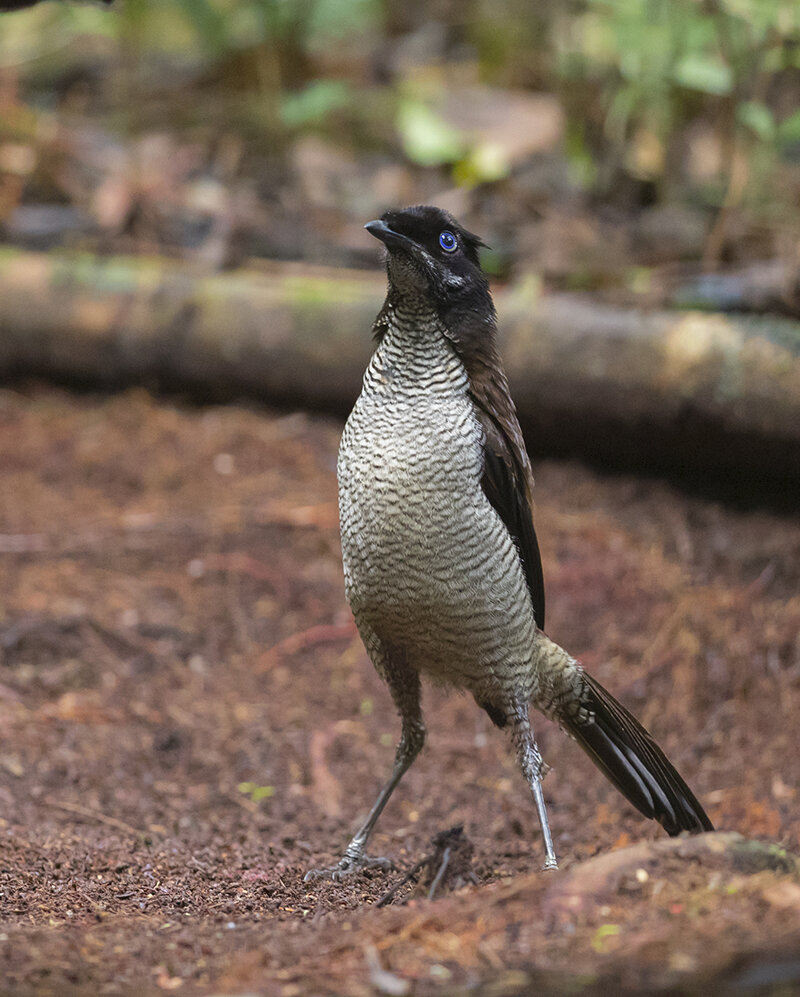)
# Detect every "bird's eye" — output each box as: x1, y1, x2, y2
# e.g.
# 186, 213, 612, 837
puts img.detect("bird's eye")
439, 230, 457, 252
